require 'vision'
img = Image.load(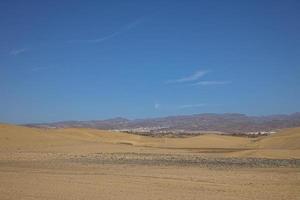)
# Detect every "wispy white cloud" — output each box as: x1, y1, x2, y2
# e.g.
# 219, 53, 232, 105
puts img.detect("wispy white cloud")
167, 70, 209, 83
192, 81, 230, 86
178, 104, 206, 109
70, 17, 146, 44
153, 103, 209, 110
166, 69, 230, 87
31, 66, 53, 71
10, 48, 27, 56
73, 32, 120, 43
